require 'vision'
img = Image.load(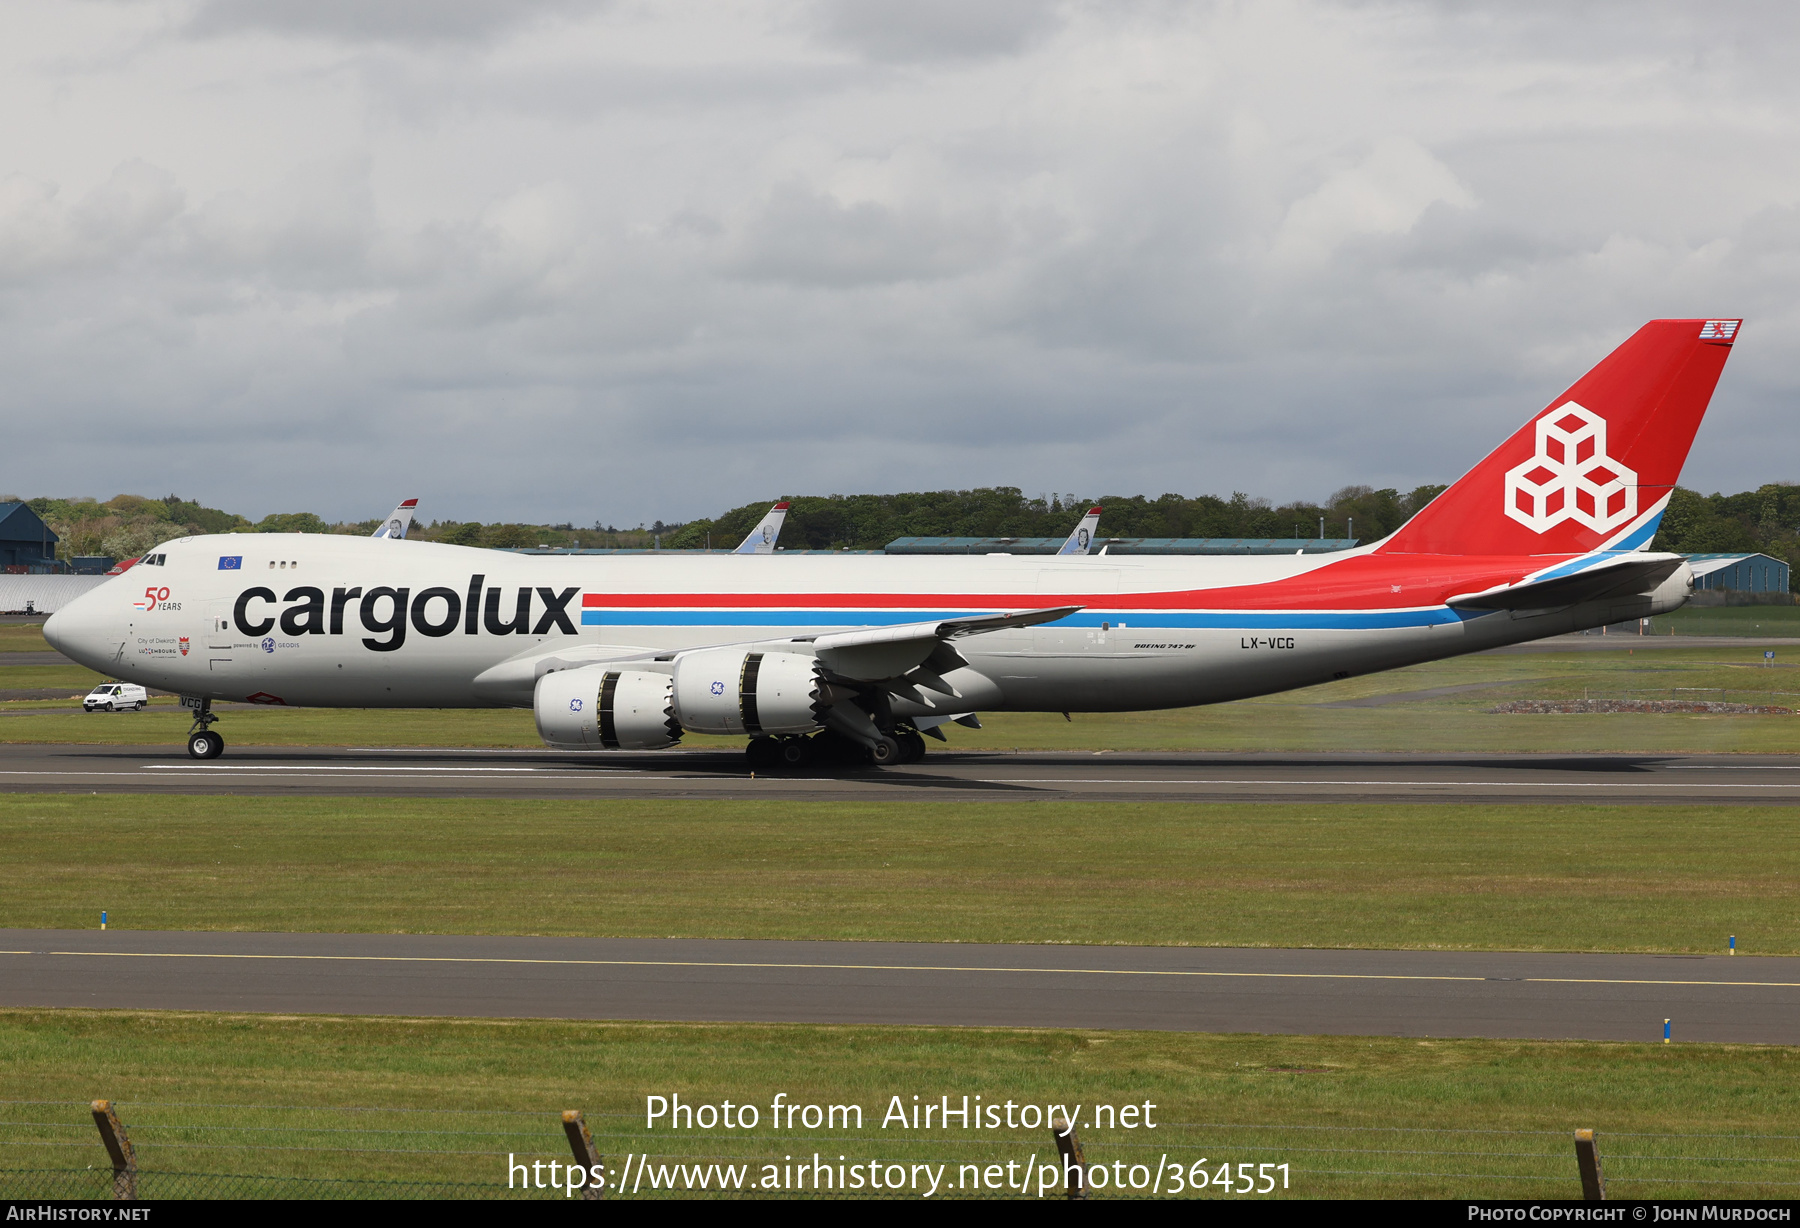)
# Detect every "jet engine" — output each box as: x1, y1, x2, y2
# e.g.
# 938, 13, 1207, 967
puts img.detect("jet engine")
671, 649, 823, 736
534, 666, 681, 750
